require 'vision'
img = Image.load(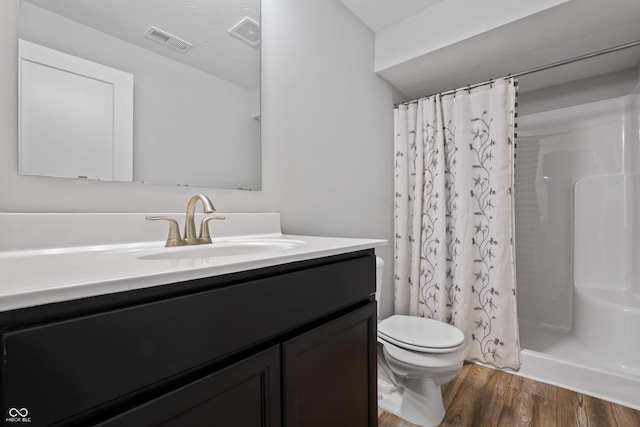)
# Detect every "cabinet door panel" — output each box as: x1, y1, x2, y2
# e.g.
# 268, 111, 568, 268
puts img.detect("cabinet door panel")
97, 346, 280, 427
283, 303, 377, 427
